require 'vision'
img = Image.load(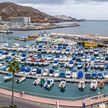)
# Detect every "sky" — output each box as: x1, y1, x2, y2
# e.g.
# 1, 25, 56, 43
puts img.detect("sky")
0, 0, 108, 20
